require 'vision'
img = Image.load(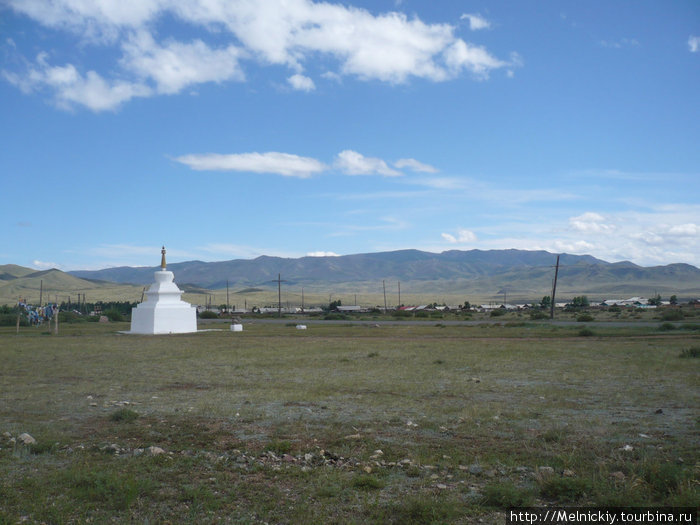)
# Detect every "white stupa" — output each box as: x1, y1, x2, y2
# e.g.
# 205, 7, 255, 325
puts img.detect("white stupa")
130, 247, 197, 334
